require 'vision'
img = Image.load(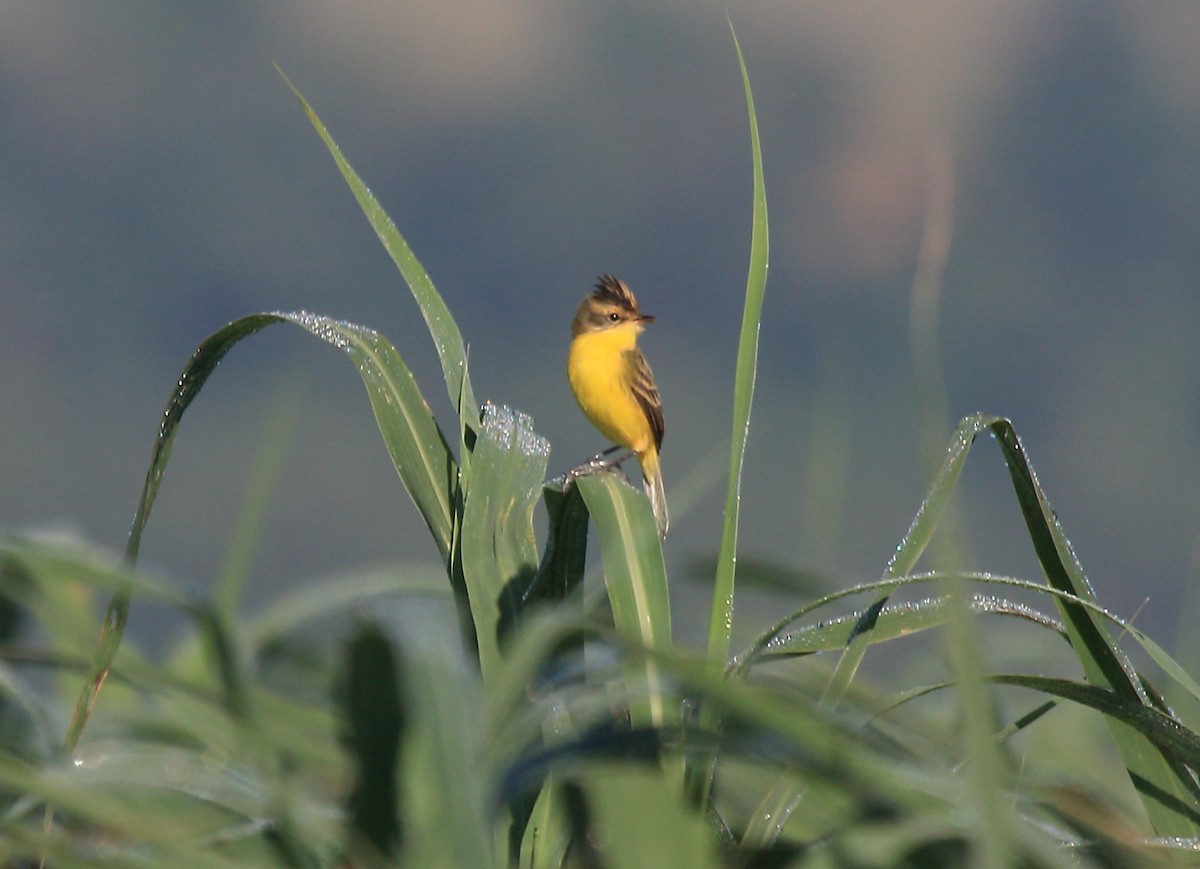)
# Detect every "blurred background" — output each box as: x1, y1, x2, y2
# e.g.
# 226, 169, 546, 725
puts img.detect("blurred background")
2, 3, 1198, 659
